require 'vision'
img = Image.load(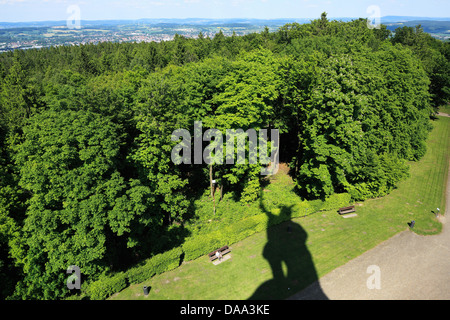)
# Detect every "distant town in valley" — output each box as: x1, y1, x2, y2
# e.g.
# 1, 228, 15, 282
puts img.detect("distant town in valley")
1, 16, 449, 52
